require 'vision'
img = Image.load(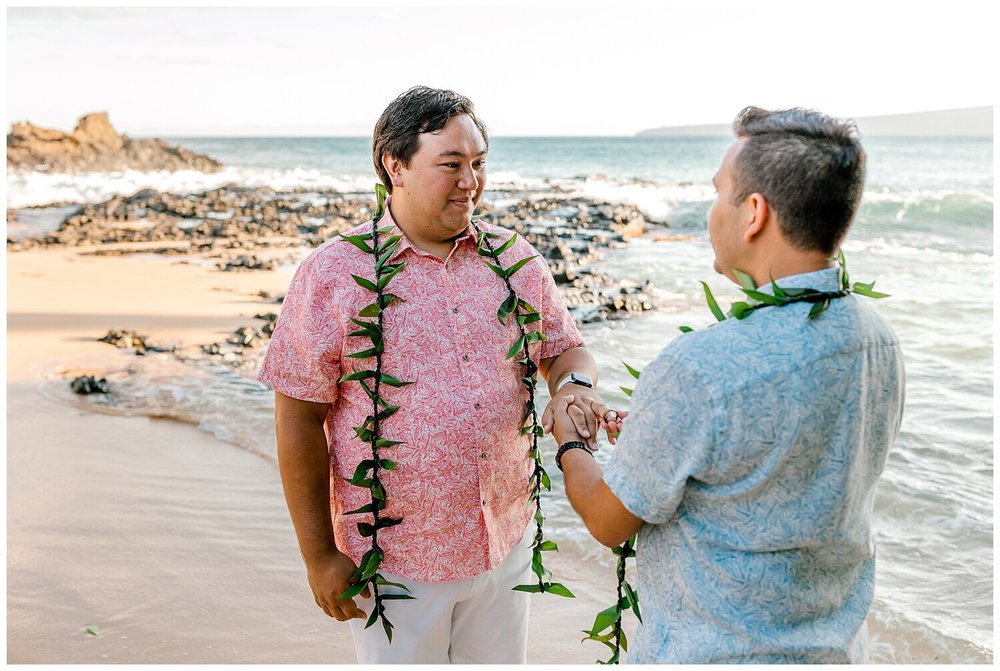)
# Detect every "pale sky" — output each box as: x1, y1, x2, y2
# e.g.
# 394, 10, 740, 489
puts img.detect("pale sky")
5, 1, 996, 136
